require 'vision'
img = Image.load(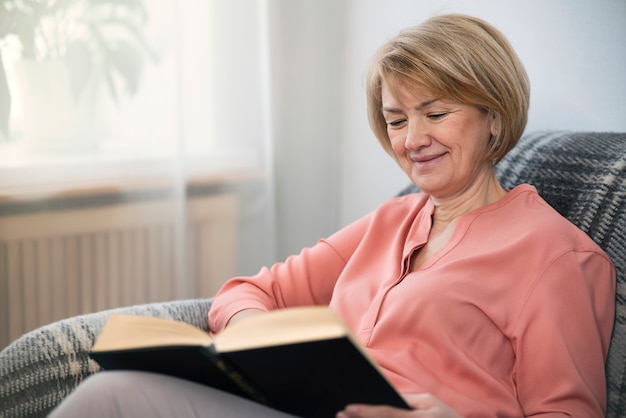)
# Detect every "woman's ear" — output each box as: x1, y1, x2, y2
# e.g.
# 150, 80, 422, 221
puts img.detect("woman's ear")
489, 111, 498, 138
